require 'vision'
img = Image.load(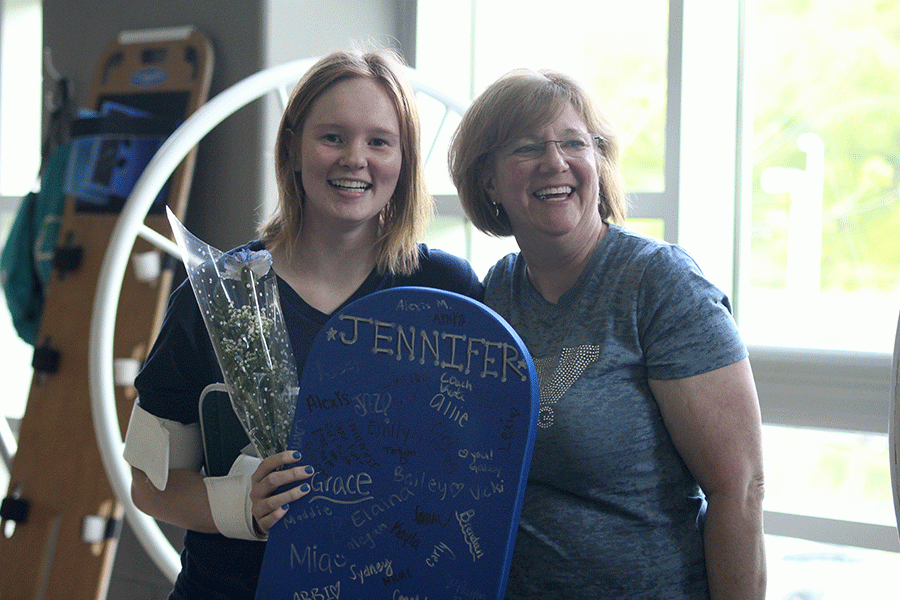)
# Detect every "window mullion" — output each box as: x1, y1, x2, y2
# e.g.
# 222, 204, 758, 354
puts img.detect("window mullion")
675, 0, 741, 298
